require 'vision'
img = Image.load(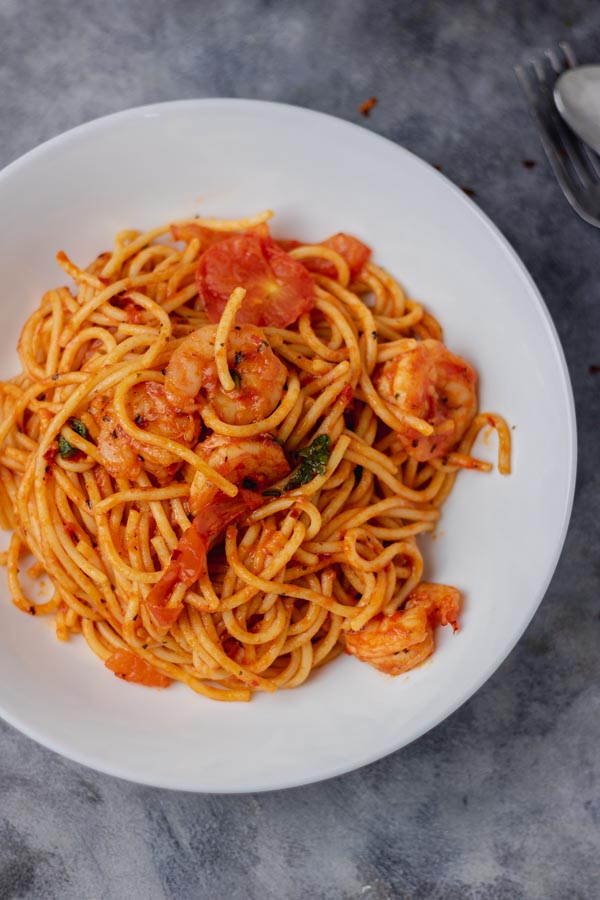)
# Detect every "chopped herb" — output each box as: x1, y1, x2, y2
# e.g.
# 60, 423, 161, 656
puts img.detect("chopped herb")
262, 488, 282, 498
230, 369, 242, 390
285, 434, 331, 490
58, 436, 75, 458
161, 368, 166, 376
58, 419, 89, 459
51, 374, 59, 381
234, 351, 244, 366
371, 331, 377, 339
242, 477, 258, 490
70, 419, 88, 439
